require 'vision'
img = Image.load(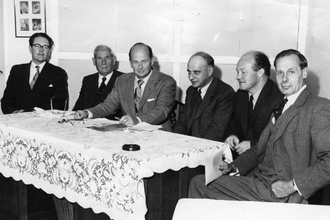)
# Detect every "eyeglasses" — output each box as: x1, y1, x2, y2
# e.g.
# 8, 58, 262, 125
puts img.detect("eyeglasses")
32, 44, 50, 50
